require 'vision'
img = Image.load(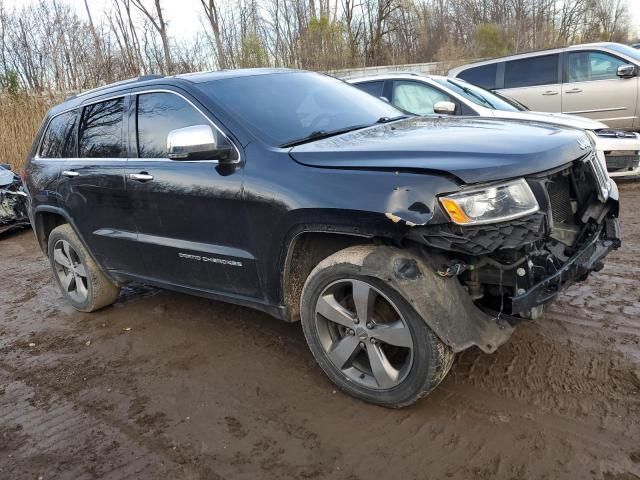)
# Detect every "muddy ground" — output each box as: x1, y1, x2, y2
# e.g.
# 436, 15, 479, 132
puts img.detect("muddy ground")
0, 183, 639, 480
